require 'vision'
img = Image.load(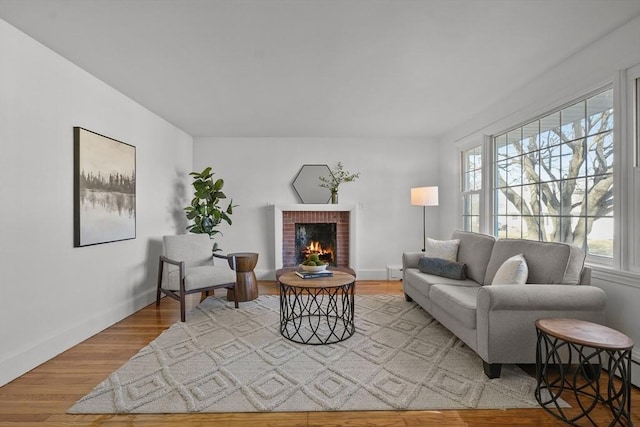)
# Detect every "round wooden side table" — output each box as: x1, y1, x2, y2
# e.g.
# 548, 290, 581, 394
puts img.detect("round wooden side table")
226, 252, 259, 302
535, 318, 633, 426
